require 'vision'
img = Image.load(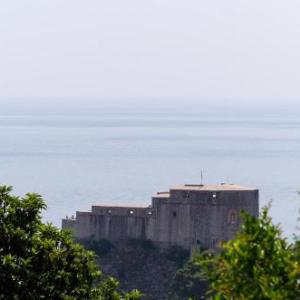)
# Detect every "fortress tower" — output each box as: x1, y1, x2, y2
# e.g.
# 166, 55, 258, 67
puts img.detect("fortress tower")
62, 183, 259, 250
